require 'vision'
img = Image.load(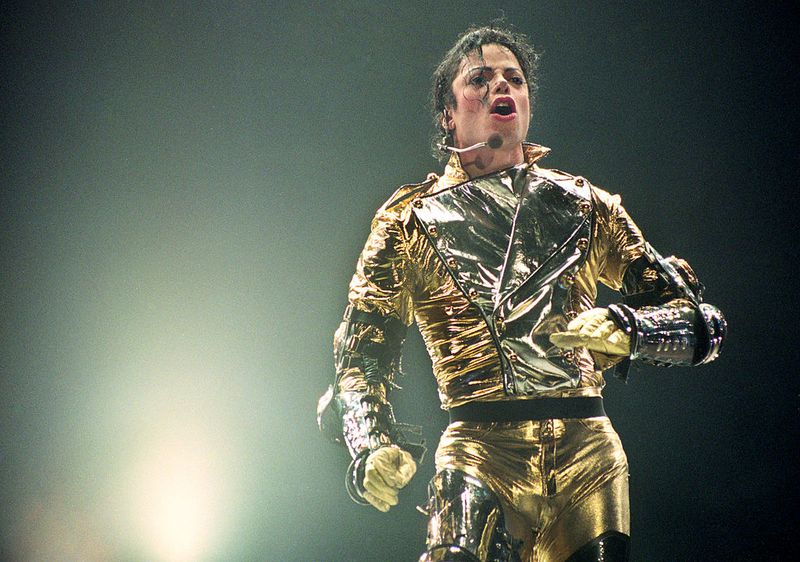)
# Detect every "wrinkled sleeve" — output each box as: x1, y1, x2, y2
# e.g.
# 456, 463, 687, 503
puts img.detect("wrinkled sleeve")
351, 207, 415, 319
593, 187, 646, 291
337, 207, 414, 396
316, 203, 425, 507
592, 187, 726, 377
